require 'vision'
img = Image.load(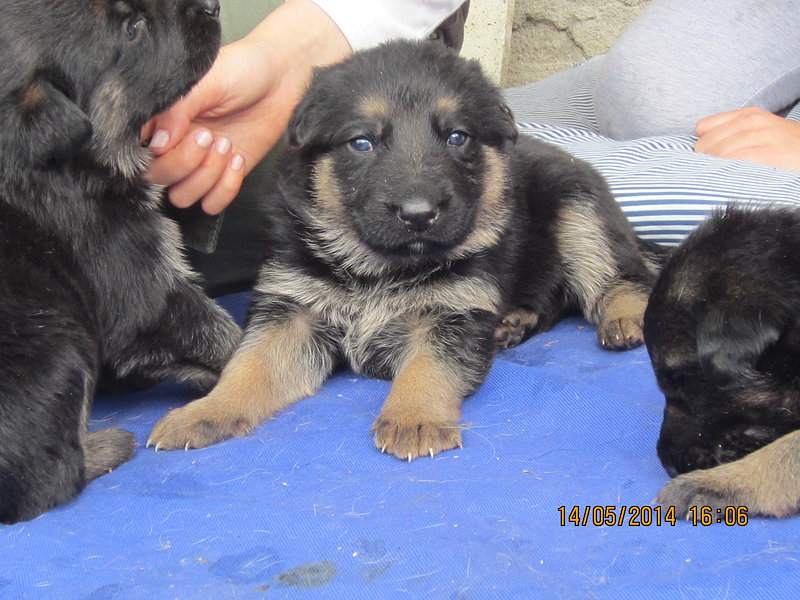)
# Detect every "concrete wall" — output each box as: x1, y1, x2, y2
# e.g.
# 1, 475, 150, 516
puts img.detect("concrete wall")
463, 0, 650, 87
